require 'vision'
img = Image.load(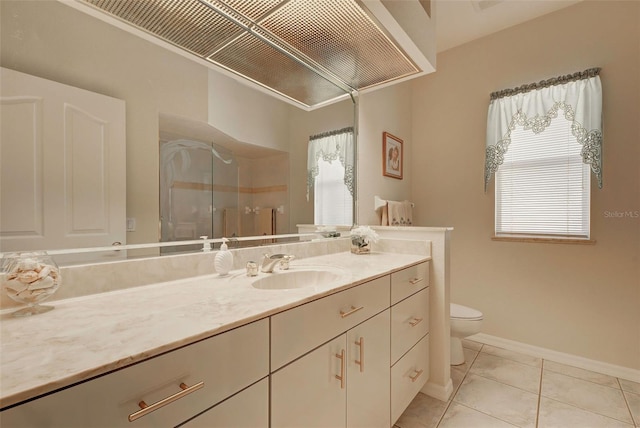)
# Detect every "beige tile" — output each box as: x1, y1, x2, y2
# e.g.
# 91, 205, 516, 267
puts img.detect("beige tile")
542, 370, 633, 424
394, 392, 448, 428
454, 374, 538, 428
624, 391, 640, 426
538, 396, 633, 428
462, 338, 483, 351
480, 345, 542, 368
620, 379, 640, 395
439, 402, 518, 428
544, 360, 619, 388
470, 353, 541, 393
